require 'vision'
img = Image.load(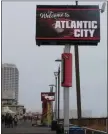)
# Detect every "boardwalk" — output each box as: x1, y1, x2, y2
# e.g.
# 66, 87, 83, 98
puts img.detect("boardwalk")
2, 120, 107, 134
2, 121, 56, 134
